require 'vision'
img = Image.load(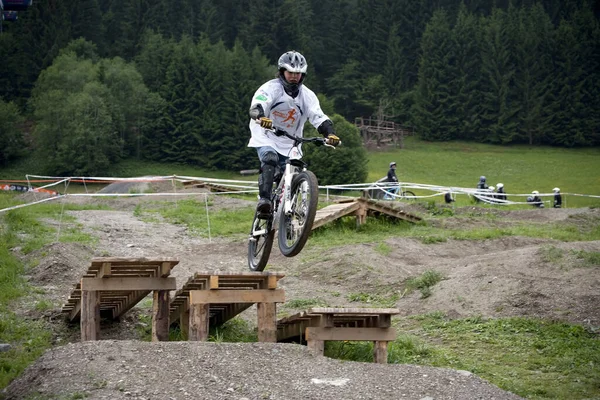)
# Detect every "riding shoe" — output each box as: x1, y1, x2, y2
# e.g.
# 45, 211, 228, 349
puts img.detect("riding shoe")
257, 197, 272, 216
